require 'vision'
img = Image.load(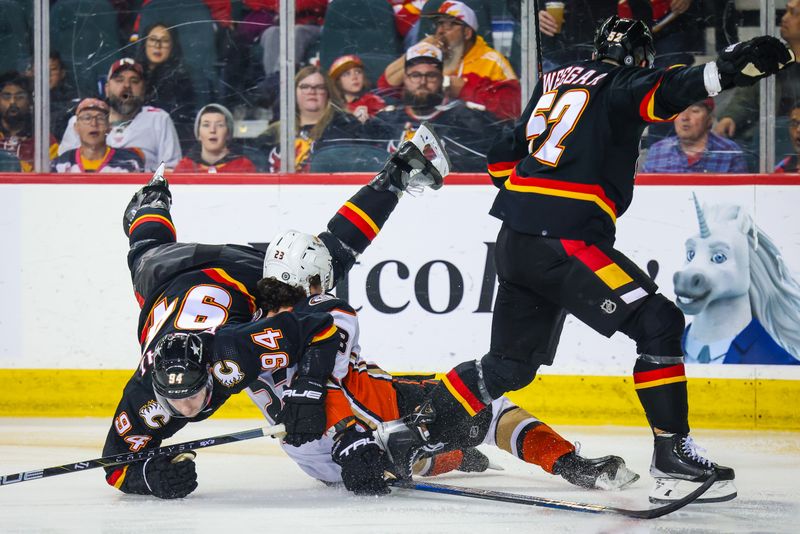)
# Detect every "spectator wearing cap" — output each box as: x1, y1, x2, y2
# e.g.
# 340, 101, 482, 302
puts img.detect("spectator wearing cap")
0, 72, 58, 172
775, 103, 800, 173
175, 104, 257, 173
642, 99, 748, 173
51, 98, 144, 173
367, 42, 502, 172
135, 22, 196, 148
379, 1, 520, 120
57, 58, 181, 171
328, 55, 386, 124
